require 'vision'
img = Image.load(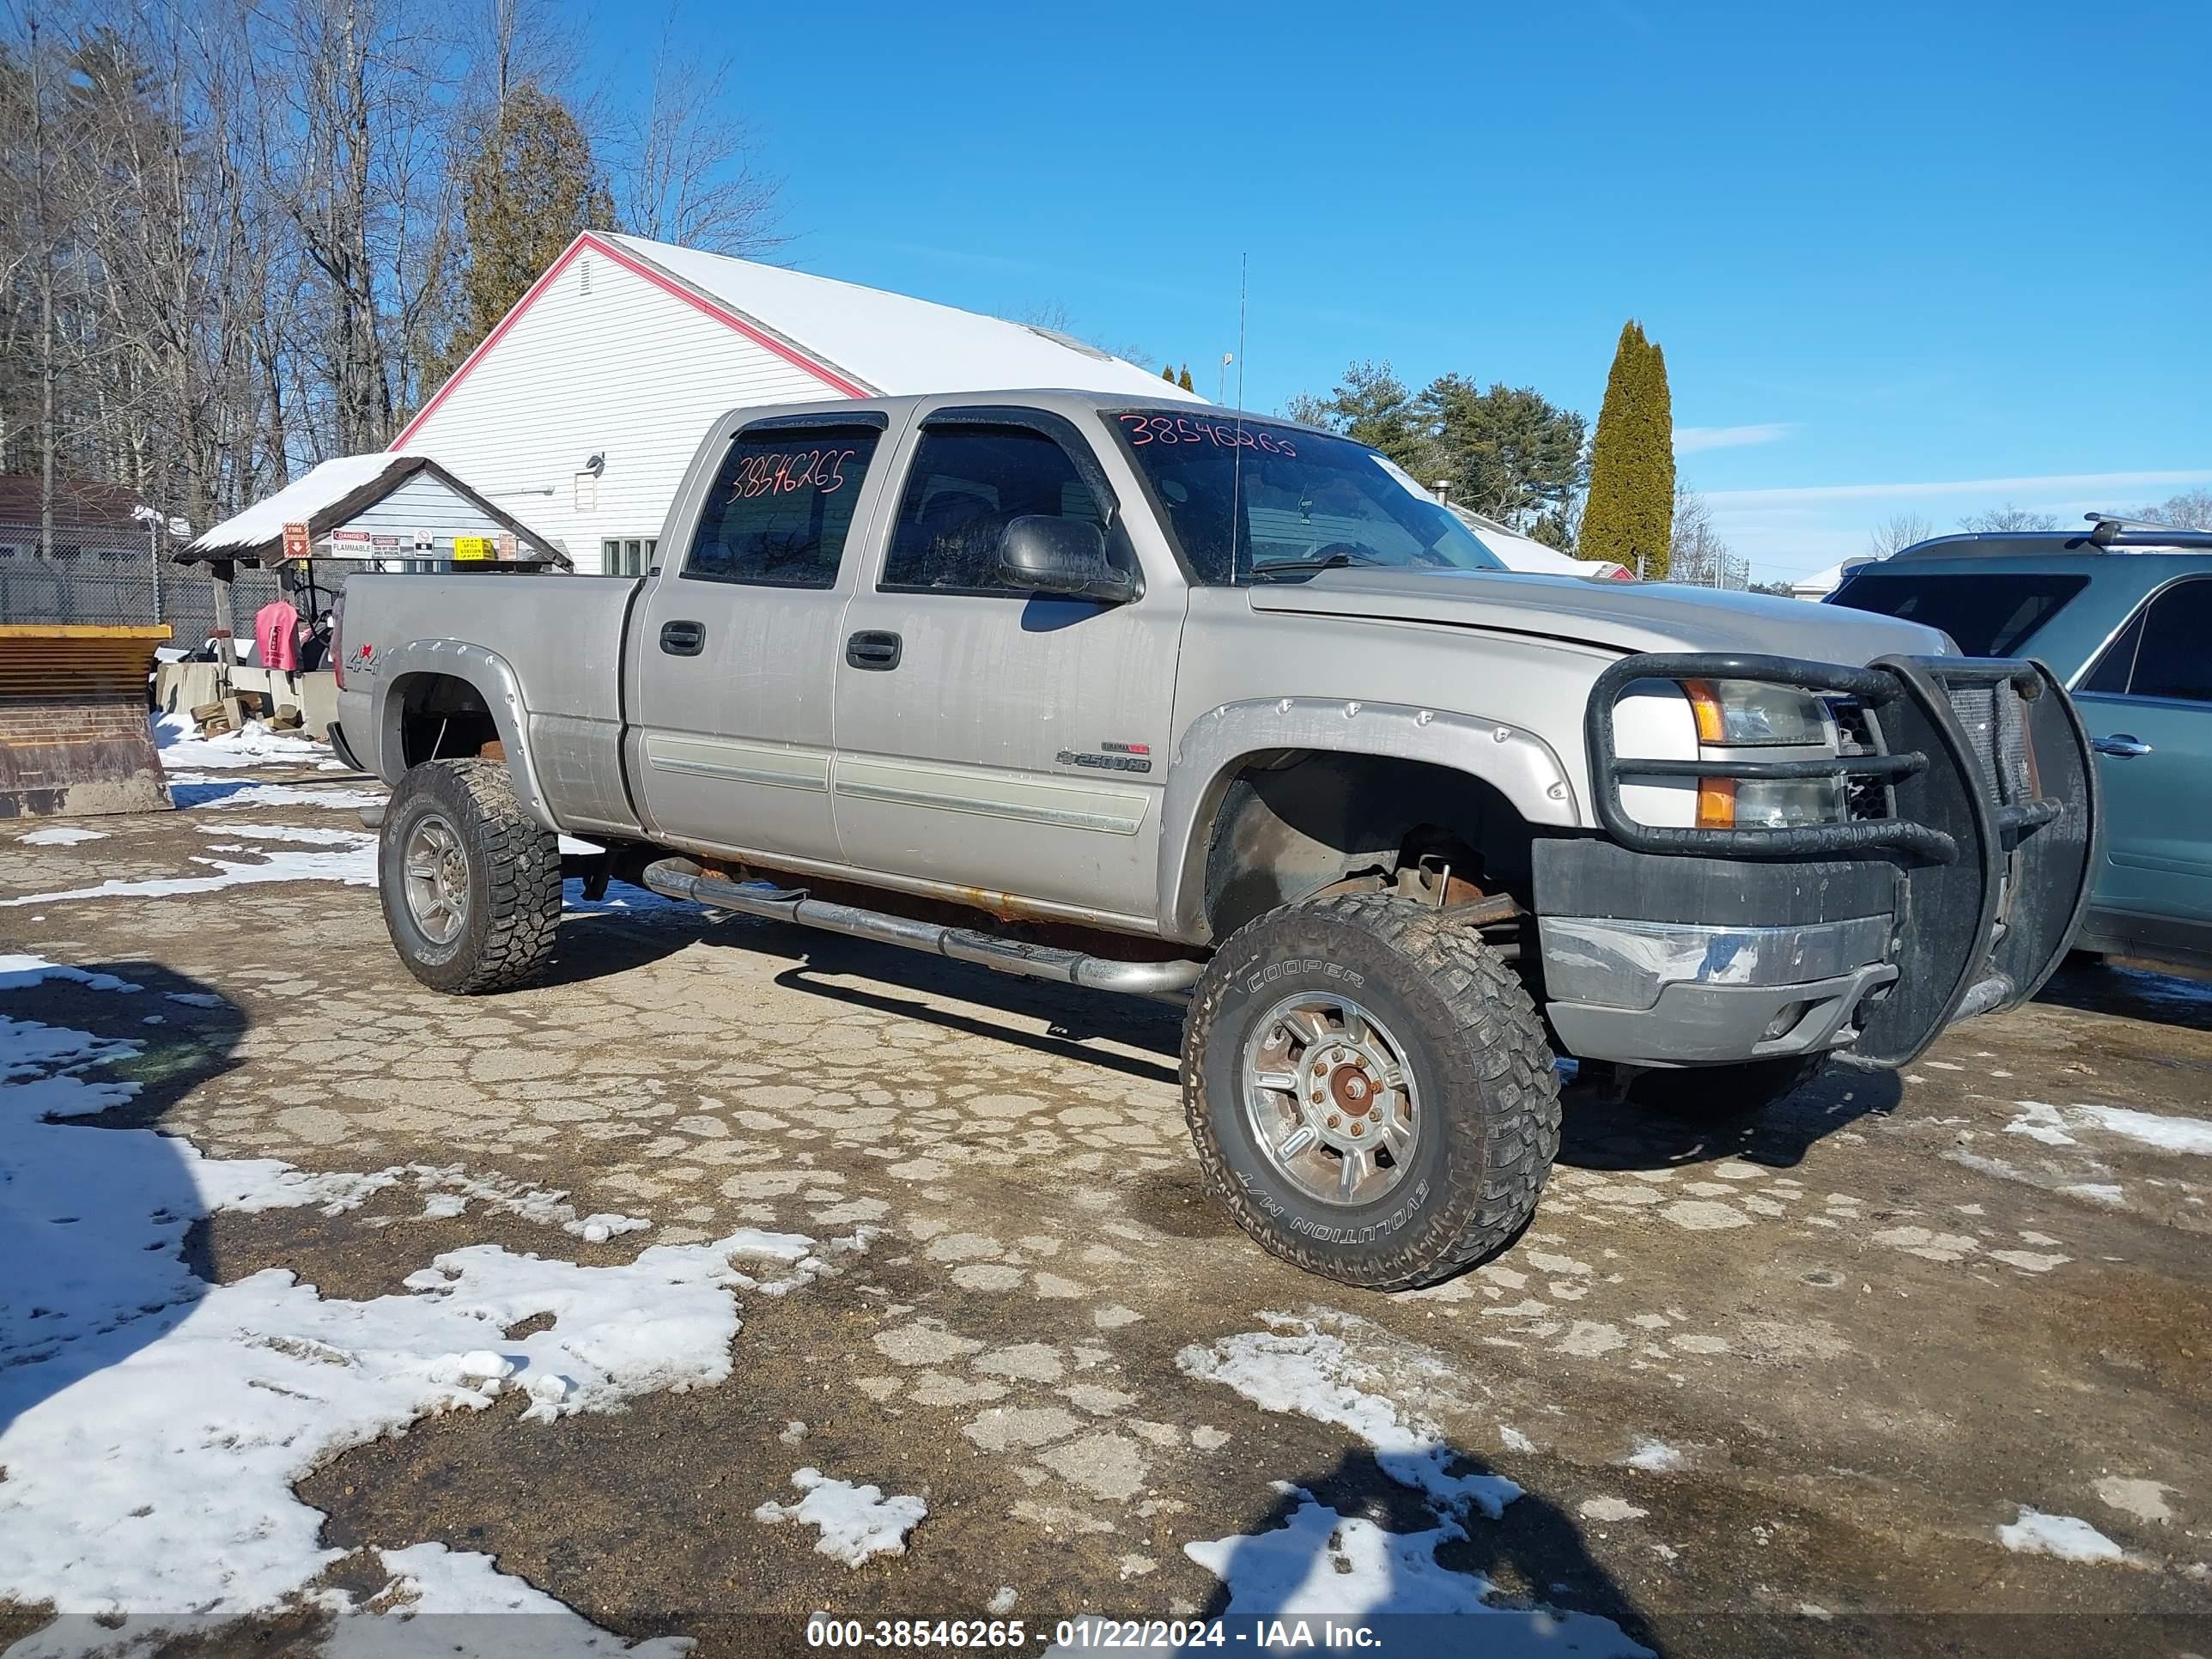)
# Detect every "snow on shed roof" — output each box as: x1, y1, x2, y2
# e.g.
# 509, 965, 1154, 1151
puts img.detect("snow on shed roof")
606, 234, 1201, 404
184, 453, 566, 567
